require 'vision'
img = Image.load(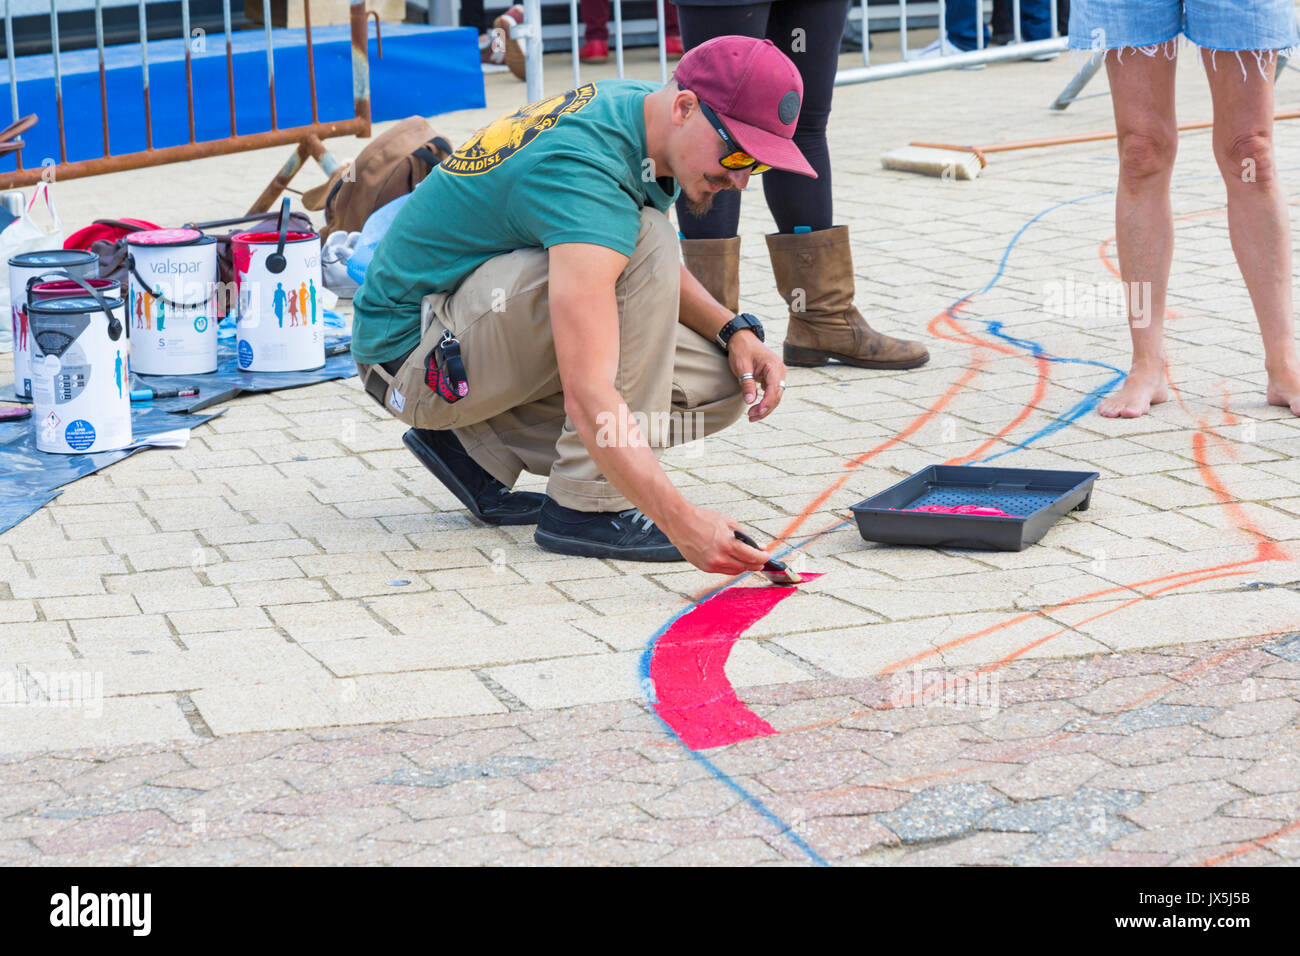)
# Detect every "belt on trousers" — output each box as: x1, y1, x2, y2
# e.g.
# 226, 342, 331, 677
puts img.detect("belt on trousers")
363, 348, 414, 408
